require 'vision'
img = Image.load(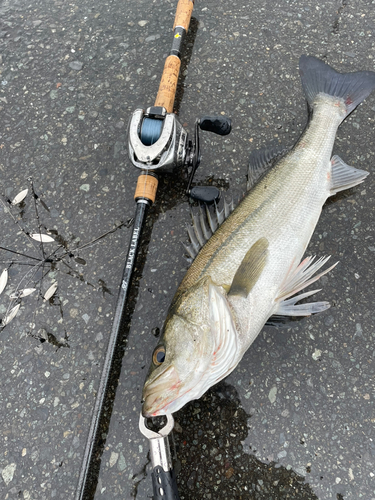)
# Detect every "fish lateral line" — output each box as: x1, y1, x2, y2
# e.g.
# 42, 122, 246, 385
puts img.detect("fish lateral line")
142, 54, 375, 417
